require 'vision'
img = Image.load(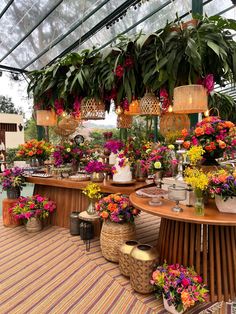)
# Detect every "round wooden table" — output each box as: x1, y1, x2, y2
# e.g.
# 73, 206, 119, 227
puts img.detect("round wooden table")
130, 193, 236, 302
